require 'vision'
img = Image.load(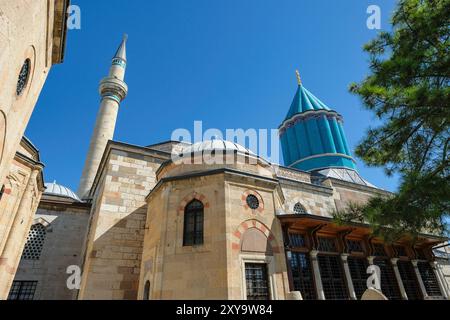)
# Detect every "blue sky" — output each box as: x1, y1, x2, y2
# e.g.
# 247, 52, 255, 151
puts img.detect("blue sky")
26, 0, 400, 192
